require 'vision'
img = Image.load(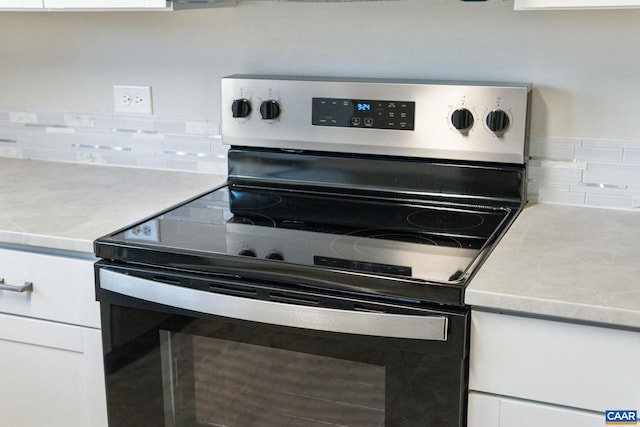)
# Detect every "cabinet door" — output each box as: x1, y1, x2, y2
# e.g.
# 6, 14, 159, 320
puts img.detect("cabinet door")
0, 248, 100, 328
468, 392, 602, 427
0, 0, 43, 8
469, 311, 640, 412
0, 313, 107, 427
43, 0, 167, 8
